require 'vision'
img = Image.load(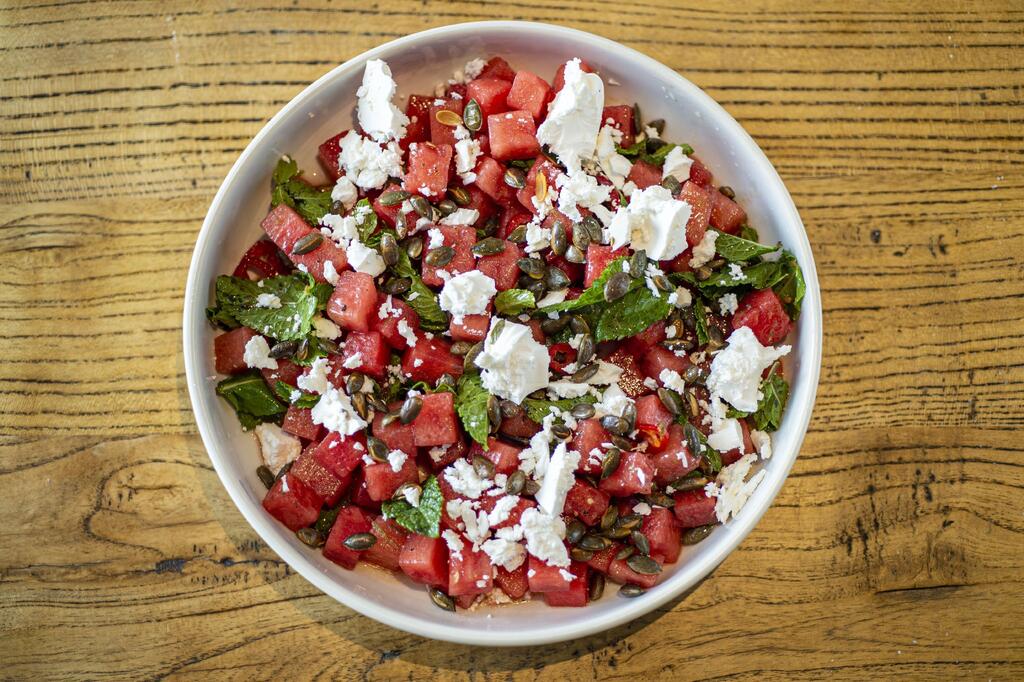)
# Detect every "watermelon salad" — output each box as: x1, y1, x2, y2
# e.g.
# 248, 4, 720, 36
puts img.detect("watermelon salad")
206, 55, 805, 611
